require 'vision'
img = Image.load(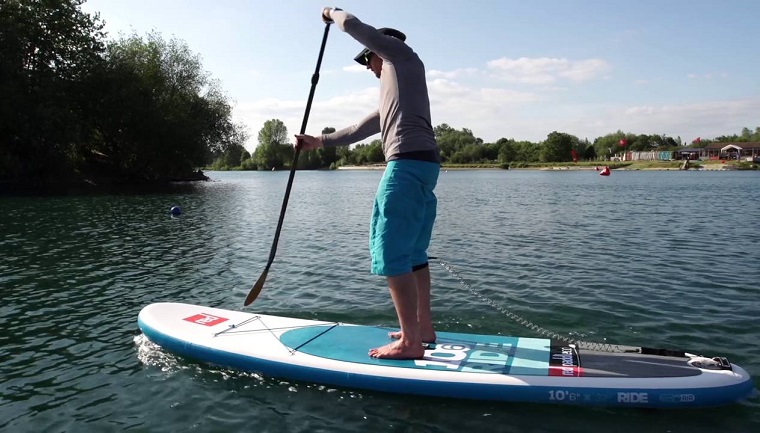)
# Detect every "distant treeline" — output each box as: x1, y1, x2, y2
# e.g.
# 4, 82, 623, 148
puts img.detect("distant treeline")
1, 0, 246, 187
216, 120, 760, 171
